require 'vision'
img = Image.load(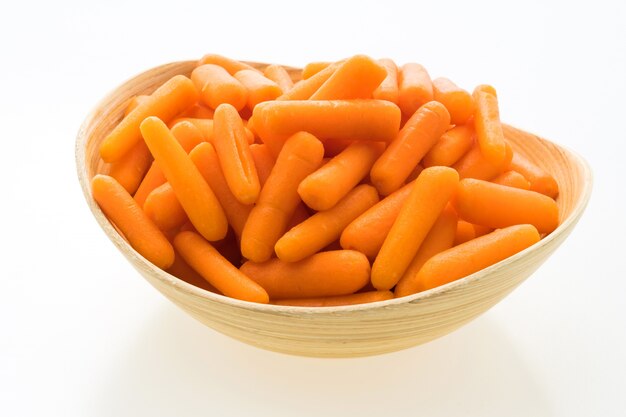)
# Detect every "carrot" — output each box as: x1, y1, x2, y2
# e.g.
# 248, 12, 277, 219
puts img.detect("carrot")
174, 231, 269, 303
406, 163, 424, 183
453, 140, 513, 180
340, 180, 413, 259
371, 166, 459, 290
240, 250, 370, 299
273, 291, 393, 307
432, 77, 474, 125
309, 55, 387, 100
372, 58, 399, 104
276, 62, 339, 100
168, 118, 214, 141
140, 116, 227, 241
189, 142, 253, 239
414, 224, 541, 291
473, 84, 508, 166
191, 64, 247, 111
234, 69, 283, 109
197, 54, 259, 75
453, 178, 559, 233
454, 220, 476, 246
370, 101, 450, 195
509, 151, 559, 199
398, 63, 433, 116
166, 249, 220, 293
492, 170, 531, 190
143, 183, 188, 231
91, 174, 174, 269
100, 75, 198, 162
263, 64, 294, 93
124, 95, 149, 117
241, 132, 324, 262
248, 143, 275, 185
179, 103, 215, 119
106, 140, 152, 194
473, 224, 493, 238
422, 124, 474, 167
298, 141, 384, 211
133, 164, 167, 208
276, 184, 379, 262
251, 99, 401, 154
394, 206, 458, 297
301, 61, 333, 79
213, 104, 260, 205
